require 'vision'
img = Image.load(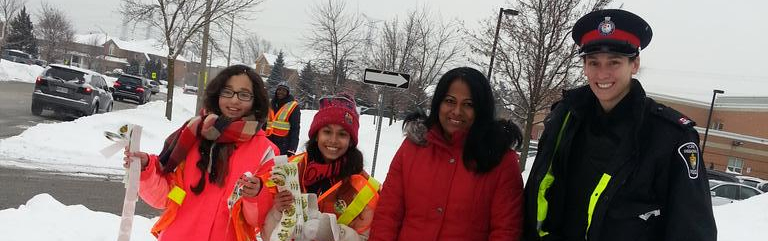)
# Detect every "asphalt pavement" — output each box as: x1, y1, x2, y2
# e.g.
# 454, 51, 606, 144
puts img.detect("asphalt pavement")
0, 164, 160, 217
0, 80, 166, 217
